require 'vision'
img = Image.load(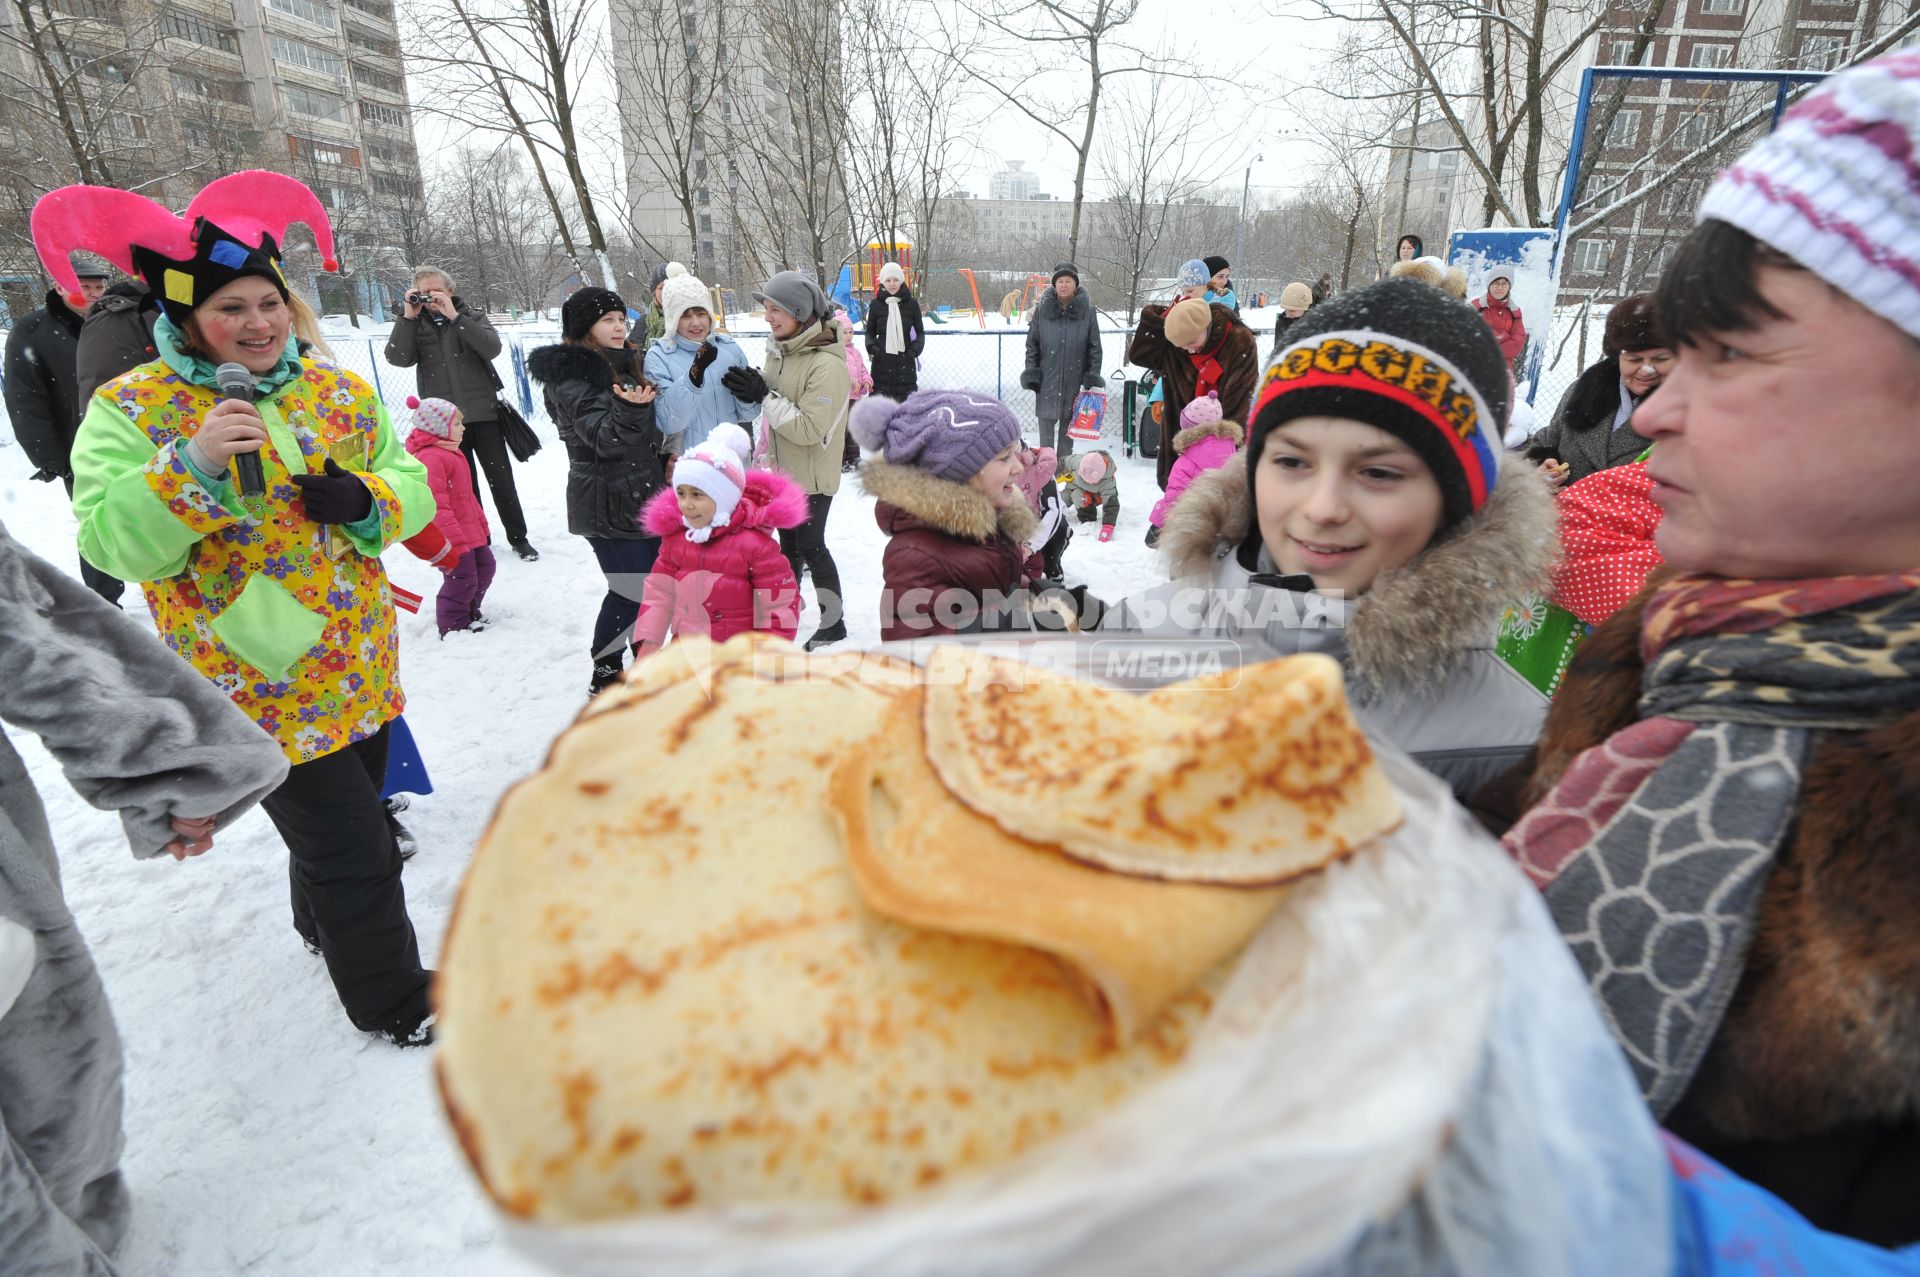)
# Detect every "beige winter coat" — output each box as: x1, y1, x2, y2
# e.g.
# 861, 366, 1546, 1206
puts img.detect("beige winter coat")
761, 318, 854, 496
